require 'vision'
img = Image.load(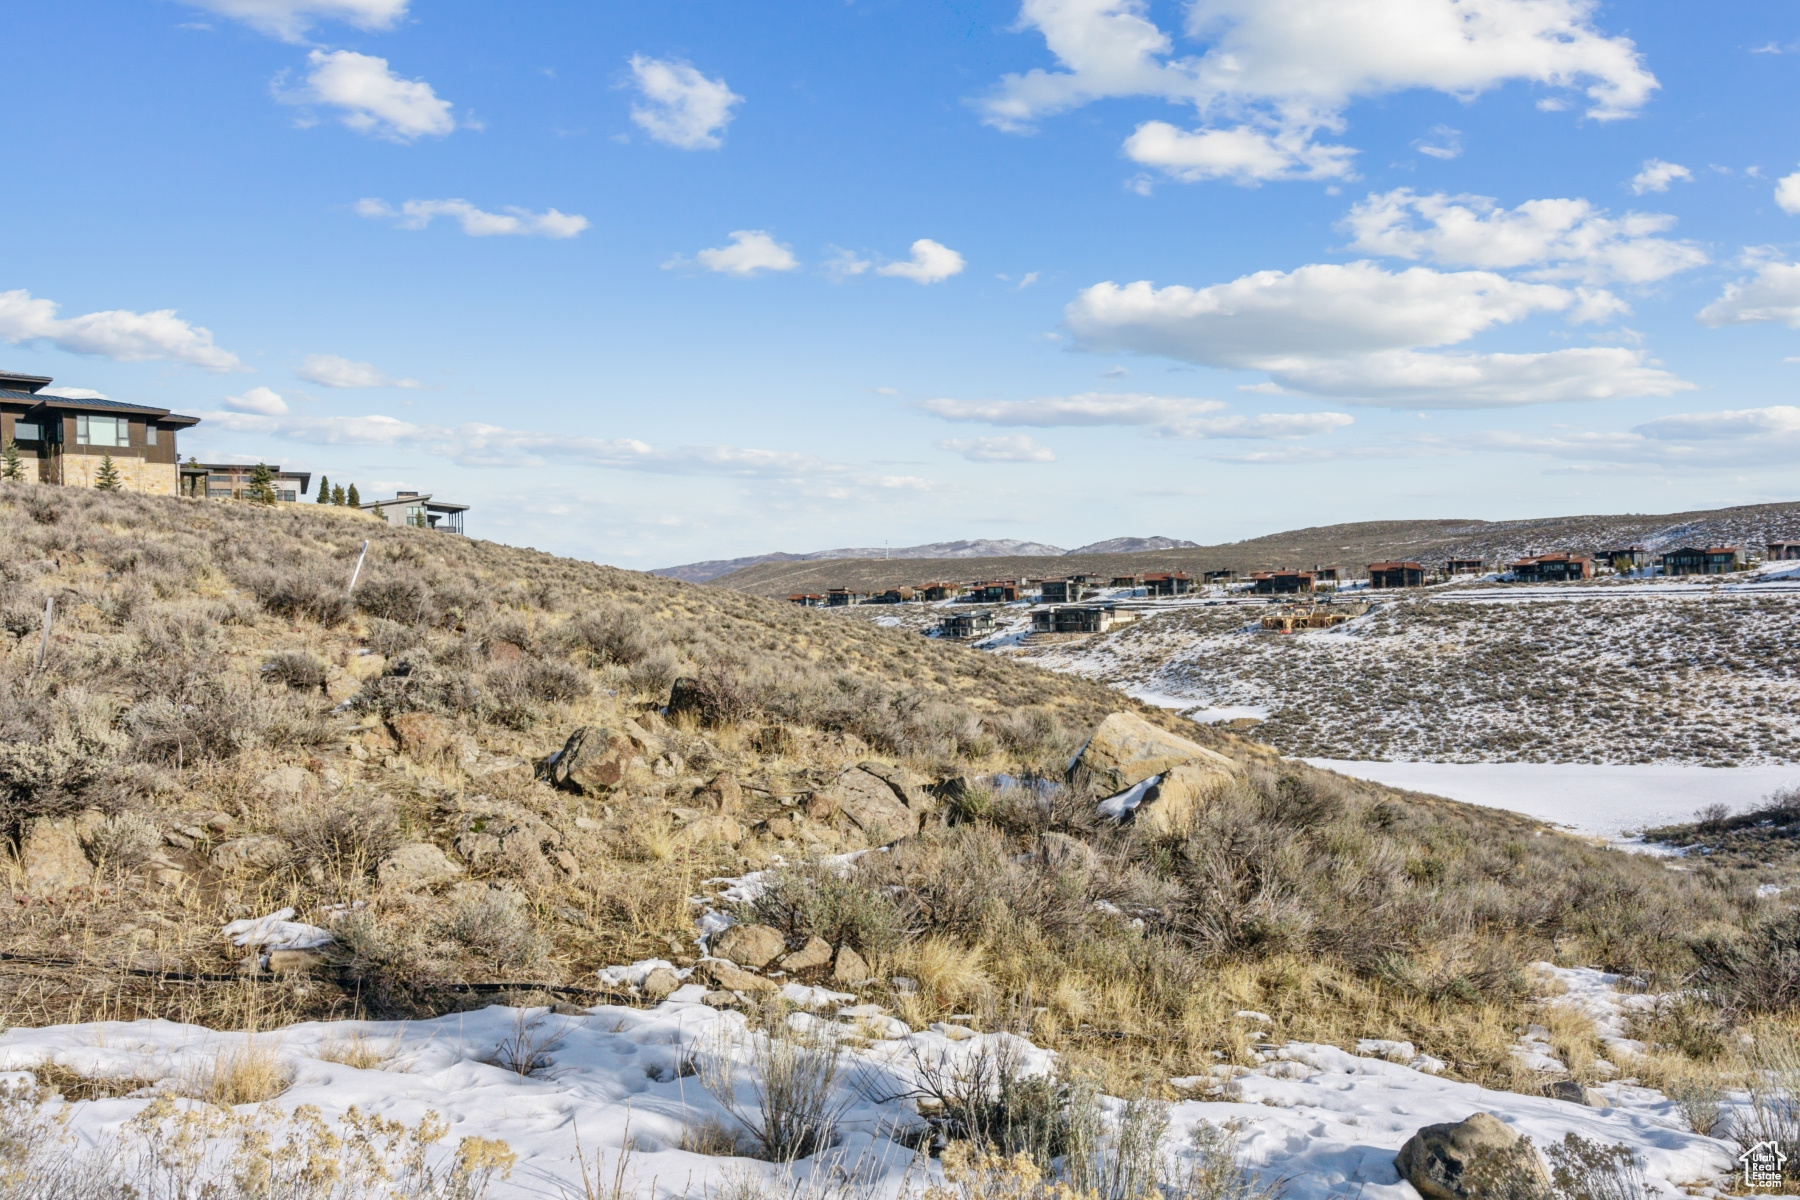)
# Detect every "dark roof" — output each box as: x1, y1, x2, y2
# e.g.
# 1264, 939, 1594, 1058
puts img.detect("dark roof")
15, 394, 200, 427
0, 372, 52, 394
